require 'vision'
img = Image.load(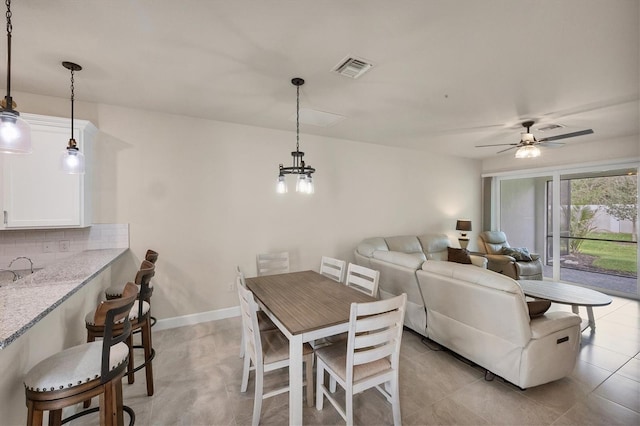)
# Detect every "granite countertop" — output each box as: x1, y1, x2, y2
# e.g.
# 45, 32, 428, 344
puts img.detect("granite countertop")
0, 248, 128, 349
